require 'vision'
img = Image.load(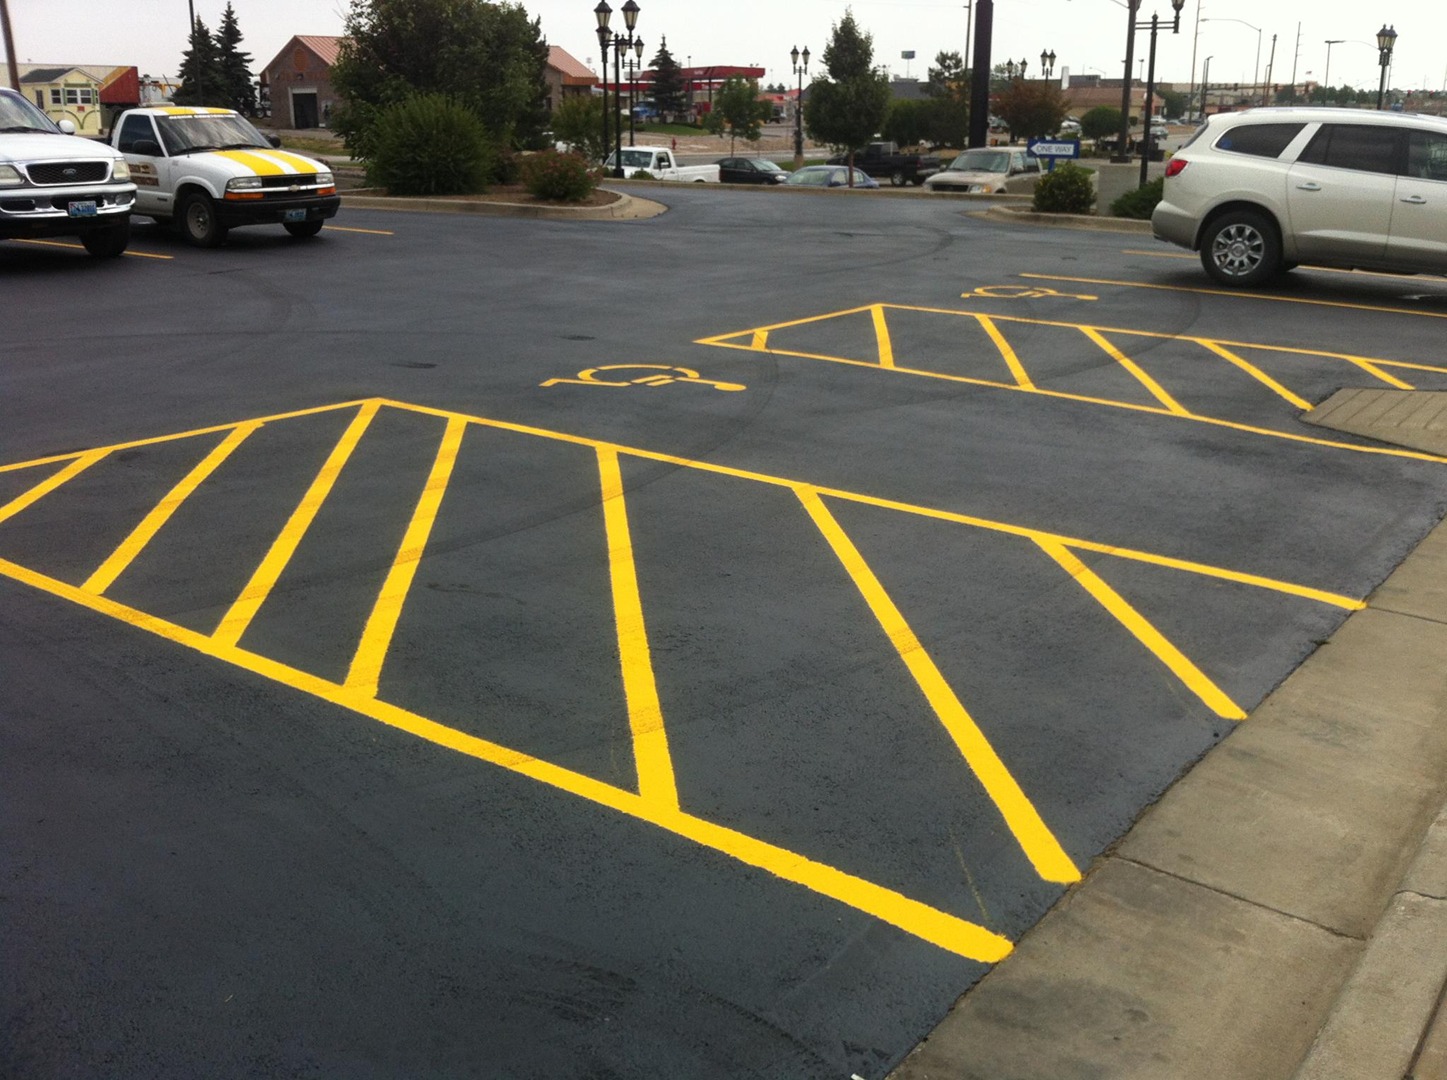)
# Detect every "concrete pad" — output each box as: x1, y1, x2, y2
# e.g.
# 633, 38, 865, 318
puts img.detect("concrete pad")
889, 858, 1359, 1080
1306, 390, 1447, 458
1118, 609, 1447, 937
1291, 893, 1447, 1080
1416, 996, 1447, 1080
1404, 806, 1447, 901
1370, 525, 1447, 627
